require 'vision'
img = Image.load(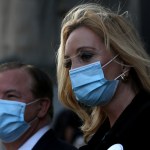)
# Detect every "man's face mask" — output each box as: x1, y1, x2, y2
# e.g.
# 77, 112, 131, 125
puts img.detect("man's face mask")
0, 98, 40, 143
